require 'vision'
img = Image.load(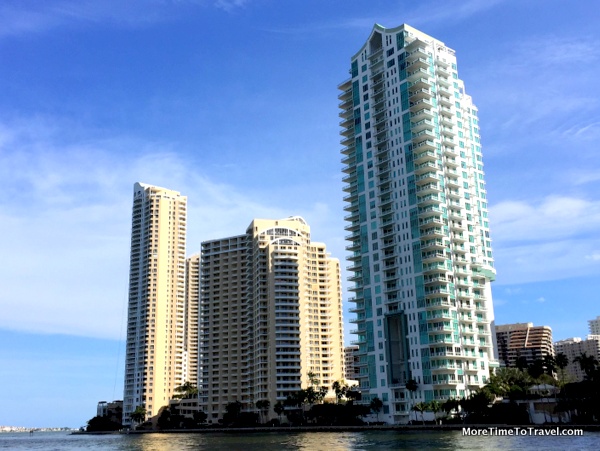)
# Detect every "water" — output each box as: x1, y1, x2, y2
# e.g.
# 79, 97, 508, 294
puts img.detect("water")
1, 430, 599, 450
